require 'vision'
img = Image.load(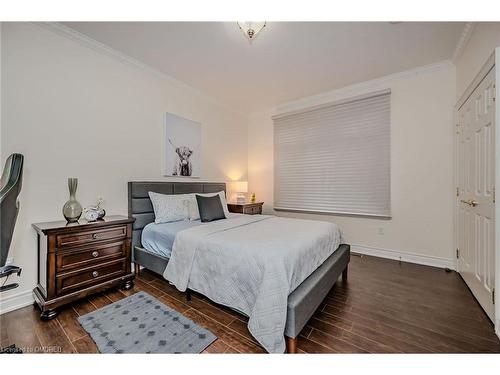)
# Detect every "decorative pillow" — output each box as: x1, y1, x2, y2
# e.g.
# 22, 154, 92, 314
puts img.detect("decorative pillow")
148, 192, 191, 224
188, 191, 229, 221
195, 194, 226, 223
